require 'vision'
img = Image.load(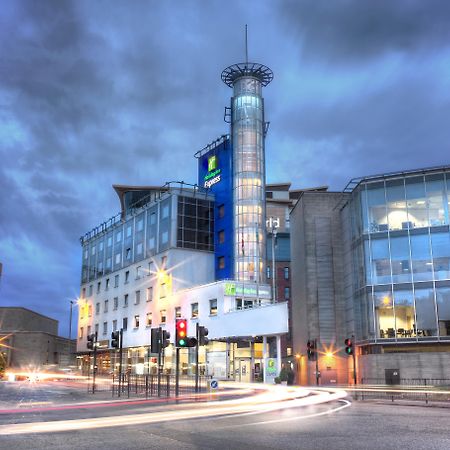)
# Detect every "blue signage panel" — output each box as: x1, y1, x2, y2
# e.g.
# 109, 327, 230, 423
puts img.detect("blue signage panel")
198, 137, 233, 280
